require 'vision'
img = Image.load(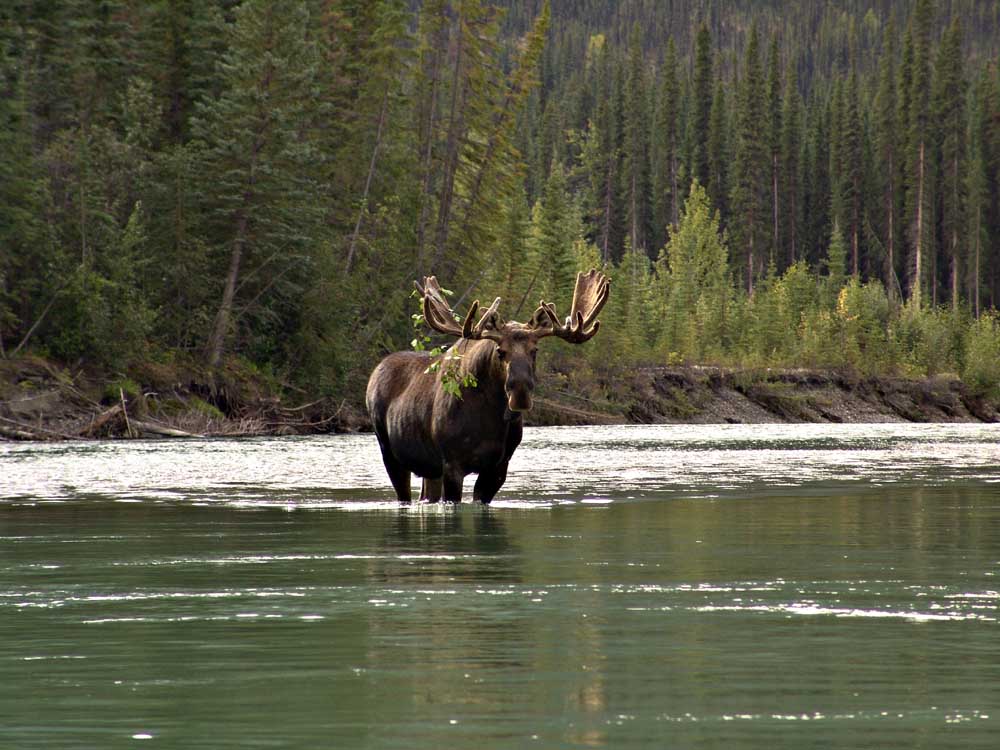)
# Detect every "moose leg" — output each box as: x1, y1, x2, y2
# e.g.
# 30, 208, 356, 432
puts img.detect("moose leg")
420, 477, 442, 503
473, 463, 508, 504
375, 441, 412, 503
442, 463, 465, 503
